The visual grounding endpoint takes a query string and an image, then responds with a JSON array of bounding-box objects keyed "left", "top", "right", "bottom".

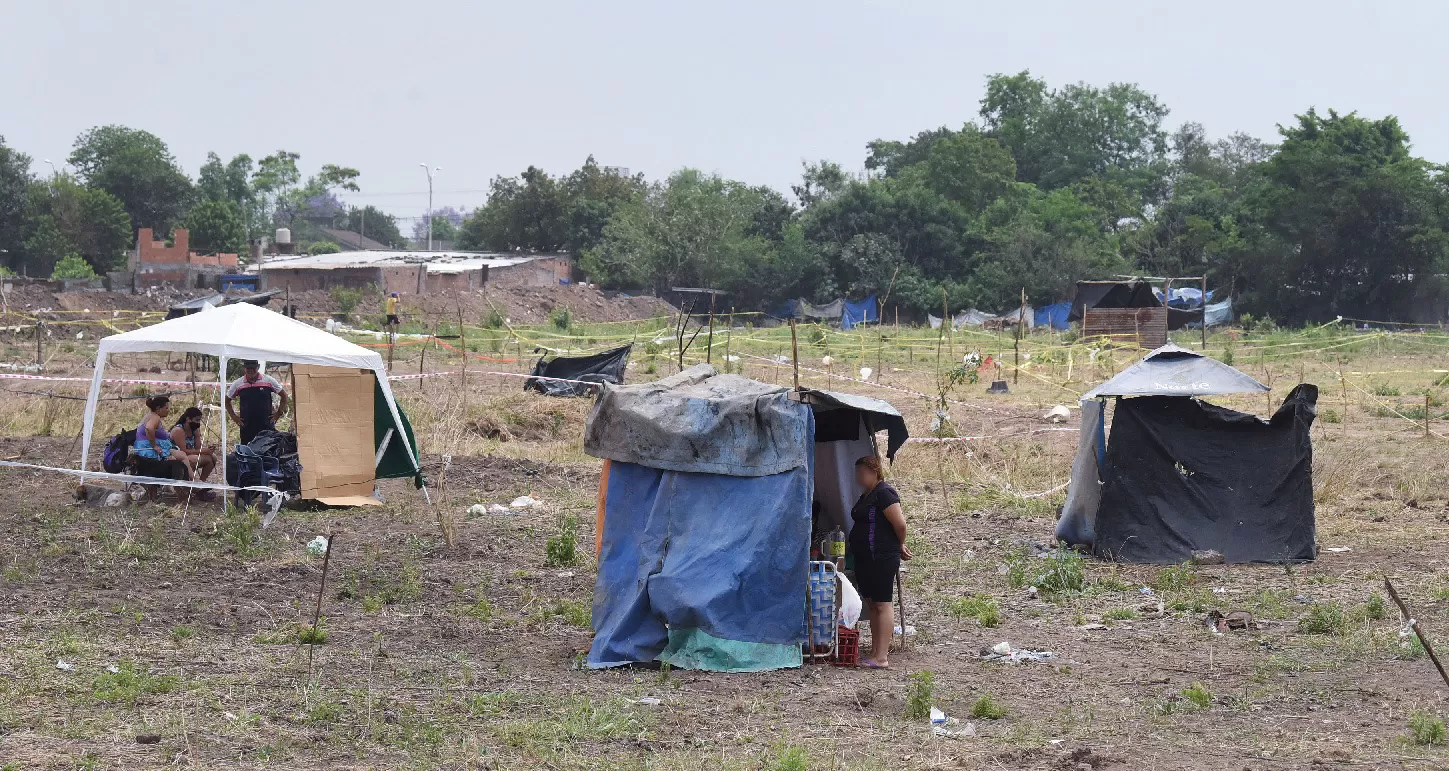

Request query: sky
[{"left": 4, "top": 0, "right": 1448, "bottom": 223}]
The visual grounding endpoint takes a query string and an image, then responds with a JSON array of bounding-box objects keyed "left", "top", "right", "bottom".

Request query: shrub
[
  {"left": 1410, "top": 711, "right": 1446, "bottom": 746},
  {"left": 1365, "top": 594, "right": 1388, "bottom": 621},
  {"left": 969, "top": 693, "right": 1007, "bottom": 719},
  {"left": 51, "top": 253, "right": 98, "bottom": 280},
  {"left": 1152, "top": 563, "right": 1198, "bottom": 592},
  {"left": 1035, "top": 548, "right": 1086, "bottom": 595},
  {"left": 770, "top": 745, "right": 809, "bottom": 771},
  {"left": 308, "top": 241, "right": 341, "bottom": 255},
  {"left": 483, "top": 308, "right": 506, "bottom": 329},
  {"left": 946, "top": 595, "right": 1002, "bottom": 627},
  {"left": 549, "top": 305, "right": 573, "bottom": 330},
  {"left": 904, "top": 670, "right": 935, "bottom": 720},
  {"left": 331, "top": 286, "right": 364, "bottom": 318},
  {"left": 545, "top": 515, "right": 579, "bottom": 567},
  {"left": 1181, "top": 682, "right": 1212, "bottom": 712},
  {"left": 91, "top": 661, "right": 178, "bottom": 705},
  {"left": 1300, "top": 602, "right": 1347, "bottom": 635}
]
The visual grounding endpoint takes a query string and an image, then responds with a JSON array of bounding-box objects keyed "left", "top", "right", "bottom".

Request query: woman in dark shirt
[{"left": 848, "top": 454, "right": 911, "bottom": 668}]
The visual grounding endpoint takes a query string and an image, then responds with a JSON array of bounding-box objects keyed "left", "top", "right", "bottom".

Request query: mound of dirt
[{"left": 283, "top": 283, "right": 673, "bottom": 327}]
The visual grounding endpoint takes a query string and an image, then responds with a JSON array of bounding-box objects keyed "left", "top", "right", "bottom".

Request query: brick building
[{"left": 118, "top": 228, "right": 240, "bottom": 291}]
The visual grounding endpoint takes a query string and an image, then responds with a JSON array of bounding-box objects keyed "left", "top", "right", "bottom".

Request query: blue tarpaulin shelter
[
  {"left": 1034, "top": 302, "right": 1071, "bottom": 330},
  {"left": 583, "top": 365, "right": 907, "bottom": 672},
  {"left": 840, "top": 294, "right": 878, "bottom": 329}
]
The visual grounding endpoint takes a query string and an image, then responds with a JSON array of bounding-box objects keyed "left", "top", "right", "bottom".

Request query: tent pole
[
  {"left": 219, "top": 356, "right": 228, "bottom": 515},
  {"left": 788, "top": 319, "right": 800, "bottom": 391},
  {"left": 77, "top": 351, "right": 108, "bottom": 482},
  {"left": 375, "top": 366, "right": 430, "bottom": 505}
]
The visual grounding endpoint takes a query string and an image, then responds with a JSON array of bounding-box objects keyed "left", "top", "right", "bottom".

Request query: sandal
[{"left": 860, "top": 659, "right": 891, "bottom": 670}]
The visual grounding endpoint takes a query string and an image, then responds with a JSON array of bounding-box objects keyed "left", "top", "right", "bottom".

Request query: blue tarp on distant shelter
[
  {"left": 1034, "top": 302, "right": 1071, "bottom": 330},
  {"left": 840, "top": 294, "right": 878, "bottom": 329}
]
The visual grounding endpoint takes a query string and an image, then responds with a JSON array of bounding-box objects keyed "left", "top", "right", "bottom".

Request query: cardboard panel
[{"left": 293, "top": 364, "right": 376, "bottom": 499}]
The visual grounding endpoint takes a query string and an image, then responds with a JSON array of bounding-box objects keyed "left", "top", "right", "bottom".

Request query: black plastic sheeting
[
  {"left": 1093, "top": 384, "right": 1319, "bottom": 564},
  {"left": 1068, "top": 280, "right": 1161, "bottom": 322},
  {"left": 525, "top": 344, "right": 631, "bottom": 397}
]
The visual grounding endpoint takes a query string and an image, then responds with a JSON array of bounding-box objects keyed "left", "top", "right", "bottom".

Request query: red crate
[{"left": 831, "top": 626, "right": 859, "bottom": 667}]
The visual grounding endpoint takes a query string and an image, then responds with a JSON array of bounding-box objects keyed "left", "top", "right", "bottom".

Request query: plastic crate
[{"left": 831, "top": 625, "right": 859, "bottom": 667}]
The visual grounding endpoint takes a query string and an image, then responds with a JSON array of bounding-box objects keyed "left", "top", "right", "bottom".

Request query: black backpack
[{"left": 102, "top": 429, "right": 135, "bottom": 474}]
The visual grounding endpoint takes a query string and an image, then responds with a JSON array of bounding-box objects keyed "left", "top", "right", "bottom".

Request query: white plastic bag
[{"left": 837, "top": 572, "right": 863, "bottom": 629}]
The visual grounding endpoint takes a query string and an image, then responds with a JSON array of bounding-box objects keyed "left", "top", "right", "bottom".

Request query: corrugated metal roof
[{"left": 256, "top": 250, "right": 556, "bottom": 274}]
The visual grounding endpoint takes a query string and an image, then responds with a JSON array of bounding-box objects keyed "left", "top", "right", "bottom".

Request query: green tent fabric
[{"left": 373, "top": 379, "right": 424, "bottom": 488}]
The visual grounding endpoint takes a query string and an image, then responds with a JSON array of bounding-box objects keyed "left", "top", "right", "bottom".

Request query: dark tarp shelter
[
  {"left": 524, "top": 344, "right": 631, "bottom": 397},
  {"left": 1068, "top": 280, "right": 1161, "bottom": 322},
  {"left": 584, "top": 364, "right": 907, "bottom": 672},
  {"left": 1058, "top": 345, "right": 1317, "bottom": 563}
]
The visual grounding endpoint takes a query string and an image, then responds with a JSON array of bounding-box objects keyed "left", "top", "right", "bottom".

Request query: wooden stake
[
  {"left": 789, "top": 319, "right": 801, "bottom": 391},
  {"left": 1427, "top": 393, "right": 1433, "bottom": 439},
  {"left": 35, "top": 321, "right": 42, "bottom": 367},
  {"left": 1385, "top": 576, "right": 1449, "bottom": 690},
  {"left": 456, "top": 296, "right": 467, "bottom": 413},
  {"left": 307, "top": 531, "right": 337, "bottom": 672},
  {"left": 705, "top": 293, "right": 716, "bottom": 364},
  {"left": 724, "top": 307, "right": 734, "bottom": 373},
  {"left": 1200, "top": 275, "right": 1208, "bottom": 350},
  {"left": 1014, "top": 288, "right": 1025, "bottom": 385}
]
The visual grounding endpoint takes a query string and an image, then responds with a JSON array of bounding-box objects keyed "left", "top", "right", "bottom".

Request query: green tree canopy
[{"left": 68, "top": 125, "right": 193, "bottom": 233}]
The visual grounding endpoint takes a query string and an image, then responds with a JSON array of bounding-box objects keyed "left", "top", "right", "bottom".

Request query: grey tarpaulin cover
[
  {"left": 584, "top": 364, "right": 810, "bottom": 477},
  {"left": 1093, "top": 384, "right": 1319, "bottom": 564},
  {"left": 1055, "top": 399, "right": 1105, "bottom": 546},
  {"left": 1083, "top": 344, "right": 1268, "bottom": 400}
]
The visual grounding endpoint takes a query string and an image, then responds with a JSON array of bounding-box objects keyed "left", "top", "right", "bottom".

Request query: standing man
[
  {"left": 227, "top": 360, "right": 289, "bottom": 446},
  {"left": 385, "top": 292, "right": 401, "bottom": 337}
]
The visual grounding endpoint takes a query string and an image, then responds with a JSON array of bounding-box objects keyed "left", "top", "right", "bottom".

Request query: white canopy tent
[{"left": 78, "top": 302, "right": 422, "bottom": 503}]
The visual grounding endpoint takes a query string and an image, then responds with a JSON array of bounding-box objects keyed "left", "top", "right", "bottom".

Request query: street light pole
[{"left": 418, "top": 164, "right": 441, "bottom": 250}]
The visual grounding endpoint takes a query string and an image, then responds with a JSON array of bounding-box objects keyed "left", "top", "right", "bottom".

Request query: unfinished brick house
[{"left": 120, "top": 228, "right": 240, "bottom": 291}]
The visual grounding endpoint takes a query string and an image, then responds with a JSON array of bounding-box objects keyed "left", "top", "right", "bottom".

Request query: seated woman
[
  {"left": 135, "top": 395, "right": 191, "bottom": 500},
  {"left": 848, "top": 454, "right": 912, "bottom": 669},
  {"left": 169, "top": 406, "right": 216, "bottom": 501}
]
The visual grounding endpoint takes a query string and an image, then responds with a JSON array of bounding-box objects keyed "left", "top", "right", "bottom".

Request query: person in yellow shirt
[{"left": 384, "top": 292, "right": 401, "bottom": 334}]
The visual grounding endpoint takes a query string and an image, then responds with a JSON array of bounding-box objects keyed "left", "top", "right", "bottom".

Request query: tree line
[
  {"left": 3, "top": 70, "right": 1446, "bottom": 322},
  {"left": 0, "top": 128, "right": 402, "bottom": 279}
]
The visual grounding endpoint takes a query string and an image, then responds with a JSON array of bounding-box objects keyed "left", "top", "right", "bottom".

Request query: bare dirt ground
[{"left": 3, "top": 323, "right": 1449, "bottom": 769}]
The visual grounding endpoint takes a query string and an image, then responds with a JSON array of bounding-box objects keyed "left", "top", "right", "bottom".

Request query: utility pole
[{"left": 418, "top": 163, "right": 441, "bottom": 250}]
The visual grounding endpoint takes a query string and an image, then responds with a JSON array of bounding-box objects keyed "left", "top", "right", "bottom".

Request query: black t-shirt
[{"left": 849, "top": 482, "right": 902, "bottom": 557}]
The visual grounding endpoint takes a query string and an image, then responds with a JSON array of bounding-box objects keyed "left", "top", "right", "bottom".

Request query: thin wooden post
[
  {"left": 1200, "top": 275, "right": 1208, "bottom": 349},
  {"left": 1385, "top": 577, "right": 1449, "bottom": 690},
  {"left": 724, "top": 307, "right": 734, "bottom": 373},
  {"left": 35, "top": 321, "right": 42, "bottom": 367},
  {"left": 1427, "top": 393, "right": 1433, "bottom": 439},
  {"left": 705, "top": 293, "right": 716, "bottom": 364},
  {"left": 456, "top": 296, "right": 468, "bottom": 414},
  {"left": 789, "top": 319, "right": 801, "bottom": 391},
  {"left": 1014, "top": 288, "right": 1025, "bottom": 385}
]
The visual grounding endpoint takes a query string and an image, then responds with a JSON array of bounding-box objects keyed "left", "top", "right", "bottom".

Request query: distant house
[
  {"left": 119, "top": 228, "right": 240, "bottom": 291},
  {"left": 255, "top": 250, "right": 574, "bottom": 295}
]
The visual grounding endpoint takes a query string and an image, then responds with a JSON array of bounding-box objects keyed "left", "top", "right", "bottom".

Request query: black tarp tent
[
  {"left": 525, "top": 344, "right": 631, "bottom": 397},
  {"left": 1058, "top": 344, "right": 1318, "bottom": 563},
  {"left": 1068, "top": 280, "right": 1161, "bottom": 322}
]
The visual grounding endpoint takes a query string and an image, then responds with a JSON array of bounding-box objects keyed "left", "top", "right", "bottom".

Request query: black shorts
[
  {"left": 386, "top": 314, "right": 400, "bottom": 325},
  {"left": 853, "top": 550, "right": 901, "bottom": 603}
]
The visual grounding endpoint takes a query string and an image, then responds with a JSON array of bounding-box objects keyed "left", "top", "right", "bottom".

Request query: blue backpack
[{"left": 102, "top": 430, "right": 135, "bottom": 474}]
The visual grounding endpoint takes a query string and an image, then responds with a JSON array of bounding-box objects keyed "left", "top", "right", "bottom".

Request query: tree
[
  {"left": 969, "top": 184, "right": 1125, "bottom": 310},
  {"left": 50, "top": 253, "right": 99, "bottom": 280},
  {"left": 583, "top": 169, "right": 774, "bottom": 297},
  {"left": 980, "top": 72, "right": 1169, "bottom": 205},
  {"left": 183, "top": 199, "right": 247, "bottom": 255},
  {"left": 899, "top": 126, "right": 1017, "bottom": 212},
  {"left": 308, "top": 241, "right": 341, "bottom": 255},
  {"left": 0, "top": 136, "right": 30, "bottom": 271},
  {"left": 792, "top": 160, "right": 851, "bottom": 208},
  {"left": 68, "top": 125, "right": 193, "bottom": 233},
  {"left": 22, "top": 176, "right": 132, "bottom": 275},
  {"left": 561, "top": 157, "right": 645, "bottom": 253},
  {"left": 341, "top": 205, "right": 404, "bottom": 248},
  {"left": 1234, "top": 109, "right": 1449, "bottom": 322},
  {"left": 457, "top": 166, "right": 569, "bottom": 251},
  {"left": 412, "top": 206, "right": 464, "bottom": 245}
]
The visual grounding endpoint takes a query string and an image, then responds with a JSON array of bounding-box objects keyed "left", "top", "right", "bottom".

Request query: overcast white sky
[{"left": 3, "top": 0, "right": 1446, "bottom": 221}]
